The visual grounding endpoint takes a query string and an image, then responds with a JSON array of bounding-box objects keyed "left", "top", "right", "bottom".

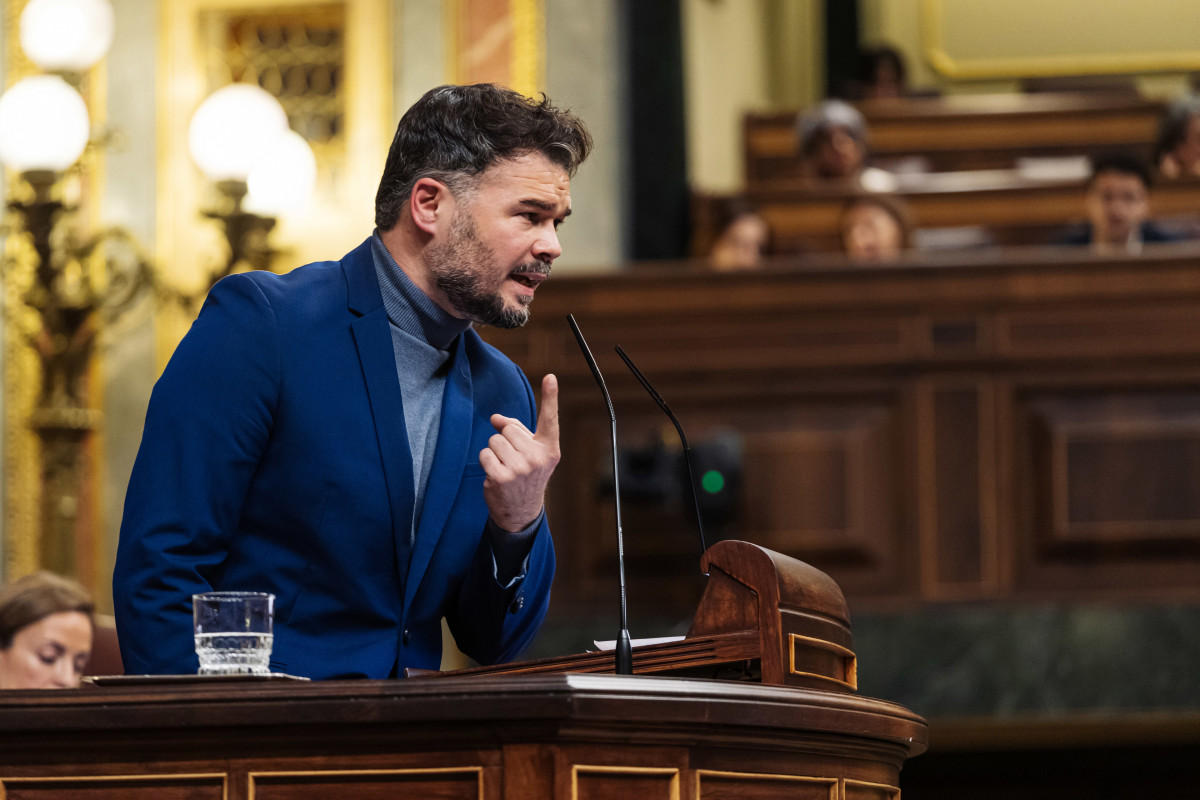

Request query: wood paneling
[
  {"left": 1000, "top": 303, "right": 1200, "bottom": 358},
  {"left": 574, "top": 766, "right": 679, "bottom": 800},
  {"left": 0, "top": 676, "right": 925, "bottom": 800},
  {"left": 844, "top": 779, "right": 899, "bottom": 800},
  {"left": 738, "top": 402, "right": 896, "bottom": 566},
  {"left": 695, "top": 771, "right": 836, "bottom": 800},
  {"left": 251, "top": 768, "right": 484, "bottom": 800},
  {"left": 1016, "top": 388, "right": 1200, "bottom": 594},
  {"left": 743, "top": 93, "right": 1165, "bottom": 181},
  {"left": 0, "top": 775, "right": 225, "bottom": 800},
  {"left": 747, "top": 174, "right": 1200, "bottom": 253},
  {"left": 479, "top": 247, "right": 1200, "bottom": 628},
  {"left": 920, "top": 381, "right": 996, "bottom": 596}
]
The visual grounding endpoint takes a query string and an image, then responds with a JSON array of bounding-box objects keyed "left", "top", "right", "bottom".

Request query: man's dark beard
[{"left": 427, "top": 209, "right": 545, "bottom": 329}]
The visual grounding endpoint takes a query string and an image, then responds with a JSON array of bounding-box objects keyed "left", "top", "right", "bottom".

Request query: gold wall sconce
[
  {"left": 0, "top": 0, "right": 315, "bottom": 578},
  {"left": 188, "top": 83, "right": 316, "bottom": 283},
  {"left": 0, "top": 0, "right": 149, "bottom": 576}
]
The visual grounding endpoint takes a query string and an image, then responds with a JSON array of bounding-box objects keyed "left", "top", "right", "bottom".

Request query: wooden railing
[
  {"left": 745, "top": 92, "right": 1165, "bottom": 182},
  {"left": 746, "top": 171, "right": 1200, "bottom": 253}
]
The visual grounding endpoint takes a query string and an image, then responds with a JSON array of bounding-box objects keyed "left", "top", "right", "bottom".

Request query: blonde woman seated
[
  {"left": 708, "top": 200, "right": 772, "bottom": 272},
  {"left": 0, "top": 571, "right": 93, "bottom": 689},
  {"left": 840, "top": 195, "right": 913, "bottom": 263}
]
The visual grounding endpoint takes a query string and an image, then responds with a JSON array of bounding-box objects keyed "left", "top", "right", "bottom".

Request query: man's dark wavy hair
[
  {"left": 375, "top": 83, "right": 593, "bottom": 230},
  {"left": 1089, "top": 150, "right": 1154, "bottom": 191}
]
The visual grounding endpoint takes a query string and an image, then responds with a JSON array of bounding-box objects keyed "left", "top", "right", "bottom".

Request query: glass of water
[{"left": 192, "top": 591, "right": 274, "bottom": 675}]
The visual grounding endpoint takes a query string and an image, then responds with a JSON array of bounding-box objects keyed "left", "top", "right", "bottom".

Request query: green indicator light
[{"left": 701, "top": 470, "right": 725, "bottom": 494}]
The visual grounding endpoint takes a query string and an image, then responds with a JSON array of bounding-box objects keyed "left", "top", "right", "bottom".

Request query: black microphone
[
  {"left": 566, "top": 314, "right": 633, "bottom": 676},
  {"left": 613, "top": 345, "right": 709, "bottom": 572}
]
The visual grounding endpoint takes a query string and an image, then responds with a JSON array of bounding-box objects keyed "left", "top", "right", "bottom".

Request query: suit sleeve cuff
[{"left": 487, "top": 509, "right": 543, "bottom": 589}]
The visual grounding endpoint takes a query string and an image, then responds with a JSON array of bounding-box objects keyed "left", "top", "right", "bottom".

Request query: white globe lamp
[
  {"left": 0, "top": 75, "right": 91, "bottom": 173},
  {"left": 188, "top": 84, "right": 290, "bottom": 182},
  {"left": 20, "top": 0, "right": 115, "bottom": 74},
  {"left": 247, "top": 130, "right": 317, "bottom": 215}
]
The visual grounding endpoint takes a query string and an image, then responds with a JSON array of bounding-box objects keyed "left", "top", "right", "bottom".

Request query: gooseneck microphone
[
  {"left": 614, "top": 345, "right": 709, "bottom": 569},
  {"left": 566, "top": 314, "right": 633, "bottom": 676}
]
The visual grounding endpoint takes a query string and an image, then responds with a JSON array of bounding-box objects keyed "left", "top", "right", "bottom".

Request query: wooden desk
[
  {"left": 0, "top": 675, "right": 926, "bottom": 799},
  {"left": 745, "top": 92, "right": 1165, "bottom": 182},
  {"left": 746, "top": 171, "right": 1200, "bottom": 253}
]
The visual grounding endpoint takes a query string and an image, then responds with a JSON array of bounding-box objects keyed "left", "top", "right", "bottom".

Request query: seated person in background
[
  {"left": 796, "top": 100, "right": 896, "bottom": 191},
  {"left": 854, "top": 45, "right": 908, "bottom": 100},
  {"left": 1154, "top": 95, "right": 1200, "bottom": 179},
  {"left": 0, "top": 572, "right": 93, "bottom": 689},
  {"left": 1060, "top": 152, "right": 1181, "bottom": 253},
  {"left": 841, "top": 195, "right": 913, "bottom": 263},
  {"left": 708, "top": 199, "right": 772, "bottom": 271}
]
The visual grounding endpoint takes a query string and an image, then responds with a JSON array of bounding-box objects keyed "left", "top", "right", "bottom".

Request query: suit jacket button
[
  {"left": 509, "top": 595, "right": 524, "bottom": 614},
  {"left": 402, "top": 628, "right": 410, "bottom": 646}
]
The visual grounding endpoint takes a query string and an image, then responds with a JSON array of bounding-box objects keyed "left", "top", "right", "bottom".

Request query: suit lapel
[
  {"left": 404, "top": 334, "right": 474, "bottom": 612},
  {"left": 344, "top": 241, "right": 417, "bottom": 583}
]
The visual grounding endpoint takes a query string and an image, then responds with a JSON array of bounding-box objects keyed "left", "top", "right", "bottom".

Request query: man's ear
[{"left": 410, "top": 177, "right": 451, "bottom": 235}]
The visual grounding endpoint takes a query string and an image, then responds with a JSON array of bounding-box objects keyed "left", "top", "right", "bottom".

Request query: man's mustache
[{"left": 511, "top": 262, "right": 552, "bottom": 277}]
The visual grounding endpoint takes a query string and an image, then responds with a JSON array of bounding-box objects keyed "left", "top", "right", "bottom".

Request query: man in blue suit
[{"left": 113, "top": 84, "right": 592, "bottom": 679}]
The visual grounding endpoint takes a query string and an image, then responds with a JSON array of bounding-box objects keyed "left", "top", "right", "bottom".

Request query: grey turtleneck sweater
[{"left": 370, "top": 233, "right": 537, "bottom": 585}]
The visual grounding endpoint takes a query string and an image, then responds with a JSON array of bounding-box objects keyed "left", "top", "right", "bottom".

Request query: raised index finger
[{"left": 534, "top": 373, "right": 559, "bottom": 446}]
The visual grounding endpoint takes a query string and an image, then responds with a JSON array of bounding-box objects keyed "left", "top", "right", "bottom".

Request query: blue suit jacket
[{"left": 113, "top": 238, "right": 555, "bottom": 679}]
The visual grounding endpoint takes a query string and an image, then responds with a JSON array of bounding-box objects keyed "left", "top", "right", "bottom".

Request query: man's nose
[{"left": 533, "top": 224, "right": 562, "bottom": 263}]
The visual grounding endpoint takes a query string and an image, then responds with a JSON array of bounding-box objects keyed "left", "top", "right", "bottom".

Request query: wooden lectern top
[{"left": 414, "top": 540, "right": 860, "bottom": 693}]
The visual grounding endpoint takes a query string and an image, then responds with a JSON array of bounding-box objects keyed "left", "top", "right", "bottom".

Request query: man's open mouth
[{"left": 510, "top": 271, "right": 548, "bottom": 288}]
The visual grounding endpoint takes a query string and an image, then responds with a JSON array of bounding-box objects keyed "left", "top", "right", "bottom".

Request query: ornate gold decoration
[
  {"left": 158, "top": 0, "right": 391, "bottom": 365},
  {"left": 4, "top": 171, "right": 158, "bottom": 579},
  {"left": 3, "top": 1, "right": 175, "bottom": 590},
  {"left": 4, "top": 0, "right": 48, "bottom": 582},
  {"left": 2, "top": 216, "right": 41, "bottom": 582},
  {"left": 215, "top": 4, "right": 346, "bottom": 179}
]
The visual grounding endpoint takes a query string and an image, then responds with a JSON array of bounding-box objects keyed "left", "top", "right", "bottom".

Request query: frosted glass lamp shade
[
  {"left": 188, "top": 84, "right": 289, "bottom": 182},
  {"left": 0, "top": 75, "right": 90, "bottom": 172},
  {"left": 247, "top": 130, "right": 317, "bottom": 215},
  {"left": 20, "top": 0, "right": 115, "bottom": 73}
]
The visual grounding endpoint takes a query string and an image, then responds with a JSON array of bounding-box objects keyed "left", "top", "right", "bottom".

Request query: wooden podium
[
  {"left": 418, "top": 540, "right": 863, "bottom": 693},
  {"left": 0, "top": 543, "right": 927, "bottom": 799}
]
